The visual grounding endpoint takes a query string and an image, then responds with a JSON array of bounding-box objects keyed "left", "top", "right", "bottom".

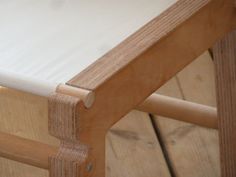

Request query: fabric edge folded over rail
[{"left": 0, "top": 68, "right": 57, "bottom": 97}]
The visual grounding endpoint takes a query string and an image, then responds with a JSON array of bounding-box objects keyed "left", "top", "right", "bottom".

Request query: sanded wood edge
[
  {"left": 49, "top": 141, "right": 90, "bottom": 177},
  {"left": 0, "top": 131, "right": 57, "bottom": 169},
  {"left": 0, "top": 94, "right": 218, "bottom": 172},
  {"left": 66, "top": 0, "right": 235, "bottom": 143},
  {"left": 48, "top": 94, "right": 86, "bottom": 177},
  {"left": 214, "top": 30, "right": 236, "bottom": 177},
  {"left": 48, "top": 93, "right": 81, "bottom": 141},
  {"left": 51, "top": 1, "right": 235, "bottom": 176},
  {"left": 0, "top": 131, "right": 92, "bottom": 175},
  {"left": 48, "top": 93, "right": 97, "bottom": 177},
  {"left": 56, "top": 84, "right": 95, "bottom": 108},
  {"left": 68, "top": 0, "right": 211, "bottom": 89},
  {"left": 137, "top": 93, "right": 217, "bottom": 129}
]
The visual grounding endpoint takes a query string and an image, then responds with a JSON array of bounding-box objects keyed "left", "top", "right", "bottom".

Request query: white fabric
[{"left": 0, "top": 0, "right": 176, "bottom": 96}]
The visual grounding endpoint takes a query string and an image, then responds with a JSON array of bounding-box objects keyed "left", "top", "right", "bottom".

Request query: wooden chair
[{"left": 0, "top": 0, "right": 235, "bottom": 176}]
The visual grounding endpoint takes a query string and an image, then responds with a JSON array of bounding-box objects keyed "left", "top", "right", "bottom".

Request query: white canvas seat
[
  {"left": 0, "top": 0, "right": 176, "bottom": 96},
  {"left": 0, "top": 1, "right": 235, "bottom": 177}
]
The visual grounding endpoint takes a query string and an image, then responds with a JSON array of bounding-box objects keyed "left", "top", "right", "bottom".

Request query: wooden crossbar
[
  {"left": 0, "top": 95, "right": 218, "bottom": 170},
  {"left": 137, "top": 94, "right": 217, "bottom": 129},
  {"left": 0, "top": 93, "right": 217, "bottom": 170},
  {"left": 55, "top": 84, "right": 218, "bottom": 129},
  {"left": 0, "top": 132, "right": 57, "bottom": 169},
  {"left": 56, "top": 84, "right": 95, "bottom": 108},
  {"left": 56, "top": 83, "right": 218, "bottom": 129},
  {"left": 56, "top": 85, "right": 218, "bottom": 129}
]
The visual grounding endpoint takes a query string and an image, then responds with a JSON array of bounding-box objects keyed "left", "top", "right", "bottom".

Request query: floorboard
[
  {"left": 0, "top": 51, "right": 219, "bottom": 177},
  {"left": 154, "top": 52, "right": 220, "bottom": 177}
]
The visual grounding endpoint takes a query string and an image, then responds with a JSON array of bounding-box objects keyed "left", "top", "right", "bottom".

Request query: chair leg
[
  {"left": 48, "top": 93, "right": 105, "bottom": 177},
  {"left": 213, "top": 30, "right": 236, "bottom": 177}
]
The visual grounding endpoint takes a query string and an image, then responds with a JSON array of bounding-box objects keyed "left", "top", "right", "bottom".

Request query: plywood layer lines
[
  {"left": 0, "top": 51, "right": 219, "bottom": 177},
  {"left": 0, "top": 87, "right": 170, "bottom": 177}
]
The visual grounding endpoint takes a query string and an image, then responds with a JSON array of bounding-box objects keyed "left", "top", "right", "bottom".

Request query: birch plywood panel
[
  {"left": 214, "top": 31, "right": 236, "bottom": 177},
  {"left": 154, "top": 52, "right": 220, "bottom": 177},
  {"left": 0, "top": 88, "right": 170, "bottom": 177},
  {"left": 0, "top": 88, "right": 58, "bottom": 177}
]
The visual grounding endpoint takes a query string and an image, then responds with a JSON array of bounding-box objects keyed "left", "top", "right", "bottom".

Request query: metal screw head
[{"left": 86, "top": 163, "right": 93, "bottom": 172}]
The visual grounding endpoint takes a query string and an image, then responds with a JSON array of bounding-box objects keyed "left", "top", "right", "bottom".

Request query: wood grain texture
[
  {"left": 48, "top": 94, "right": 91, "bottom": 177},
  {"left": 67, "top": 0, "right": 235, "bottom": 141},
  {"left": 106, "top": 111, "right": 171, "bottom": 177},
  {"left": 0, "top": 88, "right": 59, "bottom": 177},
  {"left": 49, "top": 141, "right": 89, "bottom": 177},
  {"left": 56, "top": 84, "right": 95, "bottom": 108},
  {"left": 154, "top": 52, "right": 220, "bottom": 177},
  {"left": 0, "top": 88, "right": 171, "bottom": 177},
  {"left": 69, "top": 0, "right": 210, "bottom": 88},
  {"left": 69, "top": 0, "right": 235, "bottom": 89},
  {"left": 213, "top": 30, "right": 236, "bottom": 177},
  {"left": 137, "top": 93, "right": 217, "bottom": 129},
  {"left": 66, "top": 2, "right": 235, "bottom": 176},
  {"left": 49, "top": 94, "right": 81, "bottom": 141},
  {"left": 0, "top": 131, "right": 57, "bottom": 169},
  {"left": 0, "top": 1, "right": 235, "bottom": 176},
  {"left": 48, "top": 93, "right": 171, "bottom": 177}
]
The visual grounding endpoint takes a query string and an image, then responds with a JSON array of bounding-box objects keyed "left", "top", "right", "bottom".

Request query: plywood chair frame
[
  {"left": 214, "top": 30, "right": 236, "bottom": 177},
  {"left": 0, "top": 0, "right": 235, "bottom": 177}
]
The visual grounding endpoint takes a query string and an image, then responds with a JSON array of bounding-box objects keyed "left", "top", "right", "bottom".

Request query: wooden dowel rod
[
  {"left": 0, "top": 131, "right": 57, "bottom": 169},
  {"left": 0, "top": 95, "right": 217, "bottom": 170},
  {"left": 137, "top": 94, "right": 218, "bottom": 129},
  {"left": 56, "top": 84, "right": 95, "bottom": 108}
]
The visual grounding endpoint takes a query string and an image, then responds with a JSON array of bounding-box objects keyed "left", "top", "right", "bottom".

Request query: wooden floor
[{"left": 0, "top": 51, "right": 219, "bottom": 177}]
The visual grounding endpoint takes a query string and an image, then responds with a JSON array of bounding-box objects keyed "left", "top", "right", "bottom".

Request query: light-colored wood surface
[
  {"left": 106, "top": 111, "right": 171, "bottom": 177},
  {"left": 0, "top": 88, "right": 58, "bottom": 177},
  {"left": 67, "top": 2, "right": 235, "bottom": 175},
  {"left": 154, "top": 52, "right": 220, "bottom": 177},
  {"left": 137, "top": 93, "right": 217, "bottom": 129},
  {"left": 2, "top": 1, "right": 235, "bottom": 175},
  {"left": 214, "top": 31, "right": 236, "bottom": 177},
  {"left": 0, "top": 88, "right": 170, "bottom": 177},
  {"left": 0, "top": 131, "right": 57, "bottom": 169},
  {"left": 0, "top": 1, "right": 235, "bottom": 176},
  {"left": 48, "top": 94, "right": 90, "bottom": 177},
  {"left": 0, "top": 83, "right": 220, "bottom": 175},
  {"left": 69, "top": 0, "right": 212, "bottom": 88},
  {"left": 56, "top": 84, "right": 95, "bottom": 108},
  {"left": 0, "top": 51, "right": 222, "bottom": 177},
  {"left": 67, "top": 0, "right": 235, "bottom": 148}
]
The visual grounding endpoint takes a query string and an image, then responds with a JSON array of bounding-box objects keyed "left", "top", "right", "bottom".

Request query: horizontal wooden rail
[
  {"left": 0, "top": 95, "right": 218, "bottom": 169},
  {"left": 56, "top": 84, "right": 95, "bottom": 108},
  {"left": 0, "top": 132, "right": 57, "bottom": 169},
  {"left": 137, "top": 94, "right": 217, "bottom": 129}
]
